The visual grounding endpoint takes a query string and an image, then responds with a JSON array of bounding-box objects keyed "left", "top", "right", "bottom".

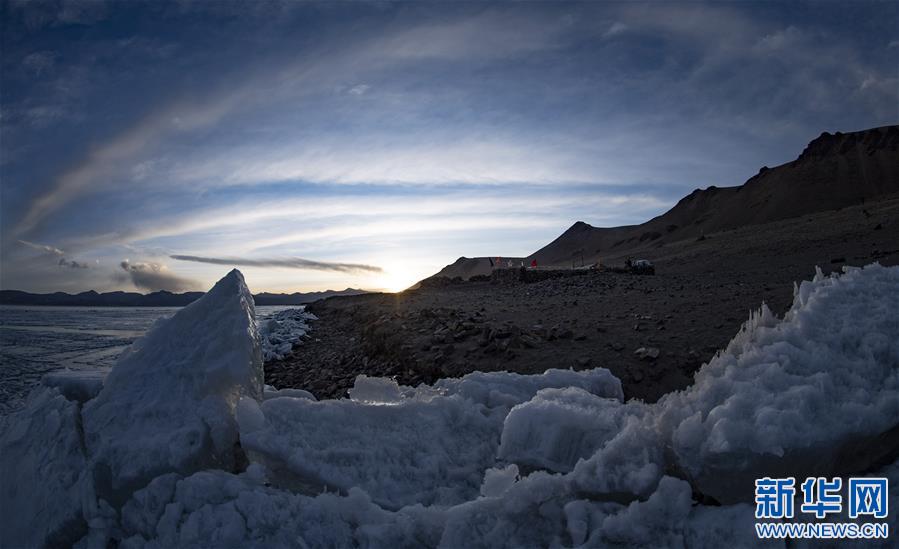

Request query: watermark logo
[
  {"left": 848, "top": 478, "right": 888, "bottom": 519},
  {"left": 801, "top": 477, "right": 842, "bottom": 518},
  {"left": 754, "top": 476, "right": 890, "bottom": 540},
  {"left": 755, "top": 477, "right": 796, "bottom": 519}
]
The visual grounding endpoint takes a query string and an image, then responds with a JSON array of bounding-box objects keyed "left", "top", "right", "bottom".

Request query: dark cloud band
[
  {"left": 170, "top": 254, "right": 383, "bottom": 274},
  {"left": 120, "top": 260, "right": 198, "bottom": 292}
]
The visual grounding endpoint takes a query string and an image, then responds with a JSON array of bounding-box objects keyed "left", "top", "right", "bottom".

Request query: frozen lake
[{"left": 0, "top": 304, "right": 299, "bottom": 413}]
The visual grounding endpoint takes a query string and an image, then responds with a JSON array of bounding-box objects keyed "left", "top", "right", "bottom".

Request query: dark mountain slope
[{"left": 529, "top": 125, "right": 899, "bottom": 266}]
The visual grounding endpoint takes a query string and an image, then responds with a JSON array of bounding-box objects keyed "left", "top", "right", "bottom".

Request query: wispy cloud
[
  {"left": 602, "top": 22, "right": 628, "bottom": 38},
  {"left": 19, "top": 238, "right": 88, "bottom": 269},
  {"left": 119, "top": 260, "right": 199, "bottom": 292},
  {"left": 348, "top": 83, "right": 370, "bottom": 96},
  {"left": 12, "top": 91, "right": 250, "bottom": 237},
  {"left": 18, "top": 239, "right": 64, "bottom": 256},
  {"left": 22, "top": 51, "right": 57, "bottom": 76},
  {"left": 161, "top": 135, "right": 606, "bottom": 188},
  {"left": 170, "top": 255, "right": 383, "bottom": 273}
]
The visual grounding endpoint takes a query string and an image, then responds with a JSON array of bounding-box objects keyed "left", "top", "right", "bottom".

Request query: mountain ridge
[
  {"left": 0, "top": 288, "right": 368, "bottom": 307},
  {"left": 429, "top": 124, "right": 899, "bottom": 280}
]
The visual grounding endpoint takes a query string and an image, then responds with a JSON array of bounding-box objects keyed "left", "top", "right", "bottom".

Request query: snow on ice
[{"left": 1, "top": 264, "right": 897, "bottom": 548}]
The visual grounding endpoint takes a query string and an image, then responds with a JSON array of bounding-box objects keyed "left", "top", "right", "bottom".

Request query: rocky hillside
[
  {"left": 529, "top": 125, "right": 899, "bottom": 267},
  {"left": 422, "top": 255, "right": 526, "bottom": 285}
]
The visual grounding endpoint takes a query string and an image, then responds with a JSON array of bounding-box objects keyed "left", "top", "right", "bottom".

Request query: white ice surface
[{"left": 2, "top": 264, "right": 897, "bottom": 548}]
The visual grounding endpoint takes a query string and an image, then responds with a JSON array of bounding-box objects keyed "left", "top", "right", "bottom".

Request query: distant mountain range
[
  {"left": 0, "top": 288, "right": 368, "bottom": 307},
  {"left": 430, "top": 124, "right": 899, "bottom": 280}
]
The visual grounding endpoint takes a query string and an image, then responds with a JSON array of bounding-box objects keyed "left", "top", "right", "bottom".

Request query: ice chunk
[
  {"left": 440, "top": 471, "right": 573, "bottom": 548},
  {"left": 236, "top": 396, "right": 266, "bottom": 434},
  {"left": 444, "top": 471, "right": 769, "bottom": 548},
  {"left": 596, "top": 476, "right": 693, "bottom": 546},
  {"left": 682, "top": 503, "right": 773, "bottom": 548},
  {"left": 480, "top": 464, "right": 519, "bottom": 497},
  {"left": 432, "top": 367, "right": 623, "bottom": 409},
  {"left": 0, "top": 387, "right": 95, "bottom": 548},
  {"left": 241, "top": 367, "right": 624, "bottom": 509},
  {"left": 497, "top": 386, "right": 662, "bottom": 498},
  {"left": 116, "top": 469, "right": 444, "bottom": 549},
  {"left": 348, "top": 374, "right": 405, "bottom": 403},
  {"left": 120, "top": 473, "right": 181, "bottom": 542},
  {"left": 263, "top": 386, "right": 316, "bottom": 401},
  {"left": 240, "top": 391, "right": 503, "bottom": 508},
  {"left": 656, "top": 263, "right": 899, "bottom": 502},
  {"left": 42, "top": 368, "right": 108, "bottom": 403},
  {"left": 498, "top": 387, "right": 639, "bottom": 473},
  {"left": 82, "top": 269, "right": 263, "bottom": 501},
  {"left": 568, "top": 415, "right": 665, "bottom": 498}
]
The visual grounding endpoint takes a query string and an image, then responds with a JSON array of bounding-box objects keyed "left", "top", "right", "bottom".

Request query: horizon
[
  {"left": 2, "top": 1, "right": 897, "bottom": 294},
  {"left": 0, "top": 284, "right": 370, "bottom": 297}
]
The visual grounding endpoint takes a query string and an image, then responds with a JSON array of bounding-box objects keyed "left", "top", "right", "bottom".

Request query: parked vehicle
[{"left": 625, "top": 257, "right": 655, "bottom": 275}]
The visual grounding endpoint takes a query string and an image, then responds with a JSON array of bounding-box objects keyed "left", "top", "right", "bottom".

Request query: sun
[
  {"left": 377, "top": 270, "right": 417, "bottom": 293},
  {"left": 370, "top": 258, "right": 432, "bottom": 293}
]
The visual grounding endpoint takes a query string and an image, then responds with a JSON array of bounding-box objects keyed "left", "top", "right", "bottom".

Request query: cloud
[
  {"left": 18, "top": 239, "right": 90, "bottom": 270},
  {"left": 120, "top": 260, "right": 199, "bottom": 292},
  {"left": 58, "top": 257, "right": 87, "bottom": 269},
  {"left": 22, "top": 51, "right": 57, "bottom": 75},
  {"left": 18, "top": 239, "right": 64, "bottom": 255},
  {"left": 13, "top": 88, "right": 251, "bottom": 237},
  {"left": 11, "top": 0, "right": 109, "bottom": 30},
  {"left": 602, "top": 22, "right": 627, "bottom": 38},
  {"left": 164, "top": 135, "right": 606, "bottom": 188},
  {"left": 378, "top": 9, "right": 566, "bottom": 60},
  {"left": 170, "top": 255, "right": 383, "bottom": 274},
  {"left": 348, "top": 83, "right": 370, "bottom": 95}
]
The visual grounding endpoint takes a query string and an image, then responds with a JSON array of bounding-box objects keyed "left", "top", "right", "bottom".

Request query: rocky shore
[
  {"left": 265, "top": 196, "right": 898, "bottom": 402},
  {"left": 265, "top": 271, "right": 794, "bottom": 402}
]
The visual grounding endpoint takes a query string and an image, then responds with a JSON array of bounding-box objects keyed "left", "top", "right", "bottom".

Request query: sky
[{"left": 1, "top": 1, "right": 897, "bottom": 294}]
